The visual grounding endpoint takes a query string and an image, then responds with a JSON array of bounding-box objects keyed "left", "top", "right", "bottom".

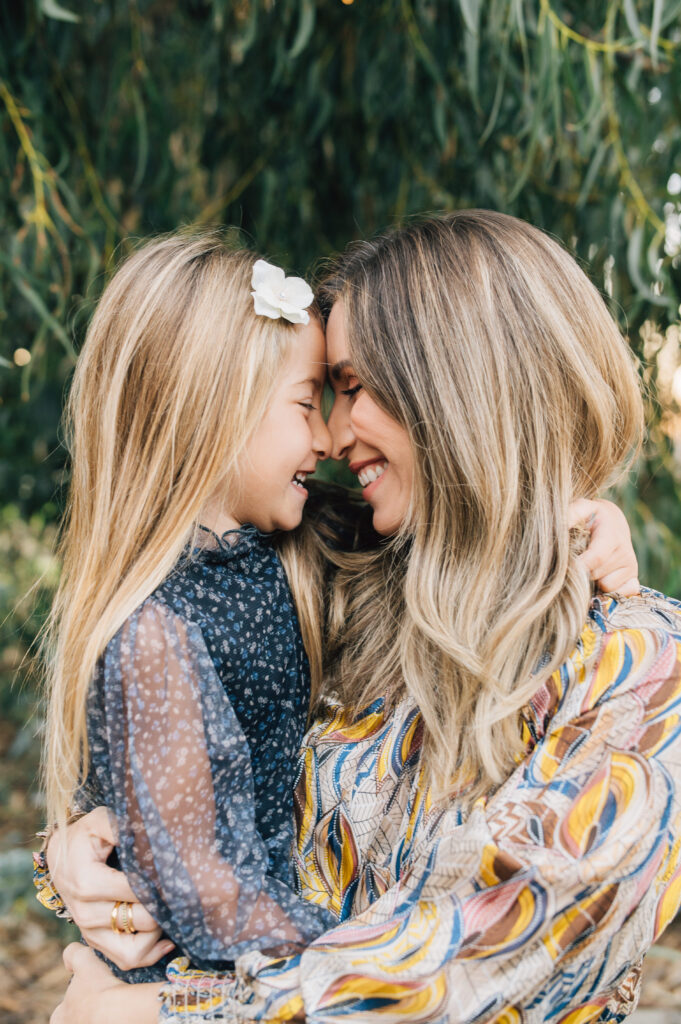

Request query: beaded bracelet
[
  {"left": 158, "top": 957, "right": 241, "bottom": 1022},
  {"left": 32, "top": 849, "right": 73, "bottom": 921}
]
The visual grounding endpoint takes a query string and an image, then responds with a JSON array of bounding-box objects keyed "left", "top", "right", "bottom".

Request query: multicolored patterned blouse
[{"left": 159, "top": 589, "right": 681, "bottom": 1022}]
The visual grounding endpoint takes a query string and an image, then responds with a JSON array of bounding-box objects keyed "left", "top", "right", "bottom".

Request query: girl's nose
[
  {"left": 312, "top": 412, "right": 332, "bottom": 461},
  {"left": 327, "top": 398, "right": 356, "bottom": 461}
]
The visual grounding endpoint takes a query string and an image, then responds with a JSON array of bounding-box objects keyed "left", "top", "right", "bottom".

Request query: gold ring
[
  {"left": 111, "top": 899, "right": 138, "bottom": 935},
  {"left": 111, "top": 899, "right": 124, "bottom": 933},
  {"left": 125, "top": 902, "right": 137, "bottom": 935}
]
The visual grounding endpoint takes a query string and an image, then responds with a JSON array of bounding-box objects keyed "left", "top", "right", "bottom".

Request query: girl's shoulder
[
  {"left": 152, "top": 525, "right": 284, "bottom": 617},
  {"left": 104, "top": 592, "right": 196, "bottom": 657}
]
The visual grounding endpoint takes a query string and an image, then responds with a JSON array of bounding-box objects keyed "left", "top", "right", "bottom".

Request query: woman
[{"left": 48, "top": 211, "right": 681, "bottom": 1022}]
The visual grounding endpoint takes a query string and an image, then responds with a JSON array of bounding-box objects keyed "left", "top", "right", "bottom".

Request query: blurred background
[{"left": 2, "top": 2, "right": 681, "bottom": 1020}]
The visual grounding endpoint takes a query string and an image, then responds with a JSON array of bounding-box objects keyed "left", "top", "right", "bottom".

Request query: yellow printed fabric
[{"left": 160, "top": 590, "right": 681, "bottom": 1023}]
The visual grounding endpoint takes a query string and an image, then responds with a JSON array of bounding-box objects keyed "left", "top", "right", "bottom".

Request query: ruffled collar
[{"left": 191, "top": 523, "right": 274, "bottom": 564}]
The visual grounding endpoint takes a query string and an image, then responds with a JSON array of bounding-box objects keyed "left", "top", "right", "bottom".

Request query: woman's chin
[{"left": 370, "top": 506, "right": 403, "bottom": 537}]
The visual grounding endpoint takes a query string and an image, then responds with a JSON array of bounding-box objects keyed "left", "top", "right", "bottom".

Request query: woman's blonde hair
[
  {"left": 318, "top": 210, "right": 644, "bottom": 802},
  {"left": 44, "top": 232, "right": 324, "bottom": 827}
]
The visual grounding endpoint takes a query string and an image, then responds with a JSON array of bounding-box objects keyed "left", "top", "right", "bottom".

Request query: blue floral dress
[{"left": 78, "top": 526, "right": 334, "bottom": 980}]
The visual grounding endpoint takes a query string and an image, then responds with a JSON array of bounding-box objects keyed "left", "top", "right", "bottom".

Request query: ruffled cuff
[
  {"left": 32, "top": 849, "right": 73, "bottom": 921},
  {"left": 158, "top": 953, "right": 304, "bottom": 1023},
  {"left": 159, "top": 957, "right": 239, "bottom": 1022}
]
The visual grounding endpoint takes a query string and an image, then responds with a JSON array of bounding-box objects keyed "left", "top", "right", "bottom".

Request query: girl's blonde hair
[
  {"left": 44, "top": 232, "right": 324, "bottom": 826},
  {"left": 318, "top": 210, "right": 644, "bottom": 803}
]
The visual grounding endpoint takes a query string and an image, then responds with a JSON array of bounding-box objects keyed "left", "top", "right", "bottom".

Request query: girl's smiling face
[
  {"left": 205, "top": 318, "right": 331, "bottom": 534},
  {"left": 326, "top": 301, "right": 414, "bottom": 536}
]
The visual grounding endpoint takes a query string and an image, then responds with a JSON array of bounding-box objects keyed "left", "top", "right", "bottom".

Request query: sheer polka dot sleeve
[{"left": 86, "top": 597, "right": 333, "bottom": 971}]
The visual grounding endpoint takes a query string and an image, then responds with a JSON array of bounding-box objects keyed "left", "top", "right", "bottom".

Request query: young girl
[{"left": 39, "top": 233, "right": 336, "bottom": 980}]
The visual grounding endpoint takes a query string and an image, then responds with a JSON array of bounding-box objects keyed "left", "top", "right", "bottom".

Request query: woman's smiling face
[{"left": 326, "top": 301, "right": 414, "bottom": 536}]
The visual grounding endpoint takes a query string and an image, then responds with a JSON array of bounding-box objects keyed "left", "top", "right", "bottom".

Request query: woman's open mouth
[{"left": 351, "top": 459, "right": 388, "bottom": 495}]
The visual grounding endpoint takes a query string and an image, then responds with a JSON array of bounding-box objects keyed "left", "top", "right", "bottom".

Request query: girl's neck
[{"left": 199, "top": 496, "right": 243, "bottom": 539}]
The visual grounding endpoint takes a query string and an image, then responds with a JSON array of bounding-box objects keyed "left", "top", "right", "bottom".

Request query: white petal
[
  {"left": 257, "top": 283, "right": 283, "bottom": 307},
  {"left": 252, "top": 292, "right": 284, "bottom": 319},
  {"left": 281, "top": 276, "right": 314, "bottom": 308},
  {"left": 281, "top": 307, "right": 310, "bottom": 325},
  {"left": 279, "top": 297, "right": 308, "bottom": 315},
  {"left": 251, "top": 259, "right": 285, "bottom": 291}
]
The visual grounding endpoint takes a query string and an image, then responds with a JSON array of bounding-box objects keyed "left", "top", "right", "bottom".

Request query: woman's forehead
[{"left": 325, "top": 301, "right": 351, "bottom": 369}]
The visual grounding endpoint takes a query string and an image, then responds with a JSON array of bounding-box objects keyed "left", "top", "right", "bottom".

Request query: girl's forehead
[{"left": 282, "top": 320, "right": 327, "bottom": 383}]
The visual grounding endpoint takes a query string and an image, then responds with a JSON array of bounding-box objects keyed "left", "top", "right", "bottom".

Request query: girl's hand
[
  {"left": 51, "top": 944, "right": 162, "bottom": 1024},
  {"left": 47, "top": 806, "right": 174, "bottom": 971},
  {"left": 569, "top": 498, "right": 640, "bottom": 597}
]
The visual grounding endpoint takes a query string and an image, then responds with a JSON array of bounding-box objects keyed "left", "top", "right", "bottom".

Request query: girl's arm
[{"left": 66, "top": 597, "right": 333, "bottom": 971}]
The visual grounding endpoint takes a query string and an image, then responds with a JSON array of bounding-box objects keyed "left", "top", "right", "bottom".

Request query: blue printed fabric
[{"left": 79, "top": 526, "right": 334, "bottom": 981}]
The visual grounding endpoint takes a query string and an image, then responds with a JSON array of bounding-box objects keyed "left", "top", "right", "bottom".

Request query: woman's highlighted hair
[{"left": 320, "top": 210, "right": 644, "bottom": 802}]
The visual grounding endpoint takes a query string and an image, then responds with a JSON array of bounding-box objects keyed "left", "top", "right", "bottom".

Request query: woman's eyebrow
[
  {"left": 329, "top": 359, "right": 353, "bottom": 382},
  {"left": 294, "top": 376, "right": 323, "bottom": 390}
]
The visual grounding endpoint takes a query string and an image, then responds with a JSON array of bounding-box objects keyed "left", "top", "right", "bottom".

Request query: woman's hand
[
  {"left": 51, "top": 944, "right": 162, "bottom": 1024},
  {"left": 569, "top": 498, "right": 640, "bottom": 597},
  {"left": 47, "top": 806, "right": 174, "bottom": 971}
]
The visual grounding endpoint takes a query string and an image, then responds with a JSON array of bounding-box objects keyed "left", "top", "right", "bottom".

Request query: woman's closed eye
[{"left": 341, "top": 383, "right": 362, "bottom": 398}]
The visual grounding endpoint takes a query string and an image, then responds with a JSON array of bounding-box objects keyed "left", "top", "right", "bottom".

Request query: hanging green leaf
[
  {"left": 289, "top": 0, "right": 316, "bottom": 60},
  {"left": 649, "top": 0, "right": 664, "bottom": 67},
  {"left": 622, "top": 0, "right": 643, "bottom": 42},
  {"left": 459, "top": 0, "right": 481, "bottom": 37},
  {"left": 39, "top": 0, "right": 80, "bottom": 23}
]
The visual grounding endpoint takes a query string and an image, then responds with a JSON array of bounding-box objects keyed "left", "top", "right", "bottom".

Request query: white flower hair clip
[{"left": 251, "top": 259, "right": 314, "bottom": 325}]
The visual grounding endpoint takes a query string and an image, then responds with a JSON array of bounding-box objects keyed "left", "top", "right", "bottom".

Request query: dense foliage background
[{"left": 2, "top": 4, "right": 681, "bottom": 1009}]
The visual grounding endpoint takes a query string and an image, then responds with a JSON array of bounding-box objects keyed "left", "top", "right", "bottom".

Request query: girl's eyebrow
[
  {"left": 329, "top": 359, "right": 353, "bottom": 382},
  {"left": 294, "top": 376, "right": 323, "bottom": 390}
]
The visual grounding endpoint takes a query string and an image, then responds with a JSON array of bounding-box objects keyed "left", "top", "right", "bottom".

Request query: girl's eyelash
[
  {"left": 341, "top": 384, "right": 362, "bottom": 398},
  {"left": 299, "top": 402, "right": 316, "bottom": 411}
]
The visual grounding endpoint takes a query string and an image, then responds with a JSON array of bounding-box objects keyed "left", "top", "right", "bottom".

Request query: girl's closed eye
[{"left": 342, "top": 383, "right": 362, "bottom": 399}]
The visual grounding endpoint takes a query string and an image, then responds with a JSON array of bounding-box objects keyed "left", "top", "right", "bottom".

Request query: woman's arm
[
  {"left": 55, "top": 593, "right": 680, "bottom": 1024},
  {"left": 50, "top": 946, "right": 162, "bottom": 1024},
  {"left": 569, "top": 497, "right": 639, "bottom": 595},
  {"left": 153, "top": 593, "right": 681, "bottom": 1022},
  {"left": 43, "top": 808, "right": 173, "bottom": 971},
  {"left": 41, "top": 497, "right": 638, "bottom": 947}
]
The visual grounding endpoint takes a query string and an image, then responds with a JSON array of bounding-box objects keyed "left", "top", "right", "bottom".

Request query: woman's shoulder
[
  {"left": 524, "top": 588, "right": 681, "bottom": 743},
  {"left": 590, "top": 587, "right": 681, "bottom": 636}
]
